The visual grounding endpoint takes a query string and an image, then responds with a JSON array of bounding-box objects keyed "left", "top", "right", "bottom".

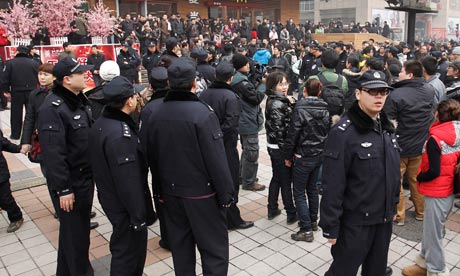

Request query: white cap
[{"left": 99, "top": 60, "right": 120, "bottom": 81}]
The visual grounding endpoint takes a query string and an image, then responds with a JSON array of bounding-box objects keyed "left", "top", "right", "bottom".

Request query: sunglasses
[{"left": 361, "top": 88, "right": 390, "bottom": 96}]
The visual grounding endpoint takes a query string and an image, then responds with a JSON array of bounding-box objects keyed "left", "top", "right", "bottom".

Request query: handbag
[{"left": 27, "top": 130, "right": 42, "bottom": 163}]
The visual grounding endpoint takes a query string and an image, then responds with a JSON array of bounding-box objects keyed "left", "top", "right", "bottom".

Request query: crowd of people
[{"left": 1, "top": 11, "right": 460, "bottom": 276}]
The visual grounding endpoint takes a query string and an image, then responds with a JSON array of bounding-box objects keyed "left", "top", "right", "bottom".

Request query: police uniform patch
[
  {"left": 361, "top": 142, "right": 373, "bottom": 148},
  {"left": 52, "top": 99, "right": 62, "bottom": 106},
  {"left": 338, "top": 119, "right": 352, "bottom": 131},
  {"left": 121, "top": 122, "right": 131, "bottom": 137}
]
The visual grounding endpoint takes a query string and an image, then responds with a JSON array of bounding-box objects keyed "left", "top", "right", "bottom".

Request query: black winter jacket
[
  {"left": 283, "top": 96, "right": 329, "bottom": 159},
  {"left": 117, "top": 48, "right": 141, "bottom": 79},
  {"left": 319, "top": 102, "right": 401, "bottom": 239},
  {"left": 265, "top": 91, "right": 294, "bottom": 149},
  {"left": 384, "top": 77, "right": 435, "bottom": 157},
  {"left": 0, "top": 129, "right": 20, "bottom": 183},
  {"left": 342, "top": 67, "right": 361, "bottom": 111},
  {"left": 21, "top": 86, "right": 50, "bottom": 145},
  {"left": 1, "top": 53, "right": 39, "bottom": 92}
]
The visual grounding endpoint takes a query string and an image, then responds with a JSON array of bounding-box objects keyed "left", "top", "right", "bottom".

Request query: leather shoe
[
  {"left": 455, "top": 201, "right": 460, "bottom": 209},
  {"left": 242, "top": 183, "right": 266, "bottom": 191},
  {"left": 90, "top": 211, "right": 96, "bottom": 219},
  {"left": 234, "top": 220, "right": 254, "bottom": 230},
  {"left": 386, "top": 266, "right": 393, "bottom": 276},
  {"left": 90, "top": 222, "right": 99, "bottom": 229},
  {"left": 268, "top": 209, "right": 281, "bottom": 220}
]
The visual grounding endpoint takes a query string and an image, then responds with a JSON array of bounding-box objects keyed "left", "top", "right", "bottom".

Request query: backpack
[{"left": 318, "top": 74, "right": 345, "bottom": 116}]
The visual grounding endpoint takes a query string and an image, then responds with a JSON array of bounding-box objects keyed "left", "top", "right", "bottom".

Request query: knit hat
[
  {"left": 232, "top": 53, "right": 249, "bottom": 70},
  {"left": 99, "top": 60, "right": 120, "bottom": 81}
]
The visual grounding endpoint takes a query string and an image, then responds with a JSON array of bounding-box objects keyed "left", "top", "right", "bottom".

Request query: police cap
[
  {"left": 53, "top": 57, "right": 94, "bottom": 81},
  {"left": 167, "top": 58, "right": 196, "bottom": 84},
  {"left": 102, "top": 76, "right": 135, "bottom": 102}
]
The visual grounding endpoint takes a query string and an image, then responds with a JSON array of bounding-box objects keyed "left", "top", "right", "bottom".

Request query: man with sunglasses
[
  {"left": 384, "top": 60, "right": 435, "bottom": 226},
  {"left": 320, "top": 70, "right": 401, "bottom": 276}
]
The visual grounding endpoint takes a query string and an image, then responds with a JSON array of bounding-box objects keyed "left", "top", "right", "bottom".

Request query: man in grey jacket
[{"left": 421, "top": 56, "right": 446, "bottom": 104}]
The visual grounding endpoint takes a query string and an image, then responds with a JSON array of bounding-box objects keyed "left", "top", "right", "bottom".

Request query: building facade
[
  {"left": 300, "top": 0, "right": 460, "bottom": 41},
  {"left": 87, "top": 0, "right": 299, "bottom": 27}
]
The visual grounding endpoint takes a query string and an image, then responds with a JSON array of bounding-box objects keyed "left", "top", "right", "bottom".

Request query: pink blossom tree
[
  {"left": 86, "top": 0, "right": 115, "bottom": 37},
  {"left": 0, "top": 0, "right": 39, "bottom": 39},
  {"left": 33, "top": 0, "right": 85, "bottom": 37}
]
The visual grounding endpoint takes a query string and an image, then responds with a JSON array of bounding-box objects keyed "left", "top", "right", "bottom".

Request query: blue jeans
[
  {"left": 267, "top": 148, "right": 296, "bottom": 217},
  {"left": 292, "top": 155, "right": 321, "bottom": 231},
  {"left": 240, "top": 134, "right": 259, "bottom": 187}
]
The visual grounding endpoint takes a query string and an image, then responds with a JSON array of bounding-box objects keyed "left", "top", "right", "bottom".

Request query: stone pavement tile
[
  {"left": 264, "top": 237, "right": 291, "bottom": 252},
  {"left": 233, "top": 271, "right": 251, "bottom": 276},
  {"left": 280, "top": 244, "right": 308, "bottom": 261},
  {"left": 27, "top": 209, "right": 52, "bottom": 220},
  {"left": 152, "top": 247, "right": 171, "bottom": 261},
  {"left": 265, "top": 224, "right": 290, "bottom": 237},
  {"left": 144, "top": 251, "right": 160, "bottom": 266},
  {"left": 2, "top": 249, "right": 31, "bottom": 267},
  {"left": 147, "top": 236, "right": 161, "bottom": 251},
  {"left": 0, "top": 268, "right": 6, "bottom": 275},
  {"left": 247, "top": 245, "right": 275, "bottom": 261},
  {"left": 22, "top": 202, "right": 46, "bottom": 213},
  {"left": 0, "top": 234, "right": 19, "bottom": 247},
  {"left": 263, "top": 252, "right": 292, "bottom": 270},
  {"left": 43, "top": 230, "right": 59, "bottom": 247},
  {"left": 17, "top": 268, "right": 43, "bottom": 276},
  {"left": 34, "top": 251, "right": 57, "bottom": 267},
  {"left": 393, "top": 256, "right": 415, "bottom": 270},
  {"left": 237, "top": 224, "right": 260, "bottom": 237},
  {"left": 450, "top": 267, "right": 460, "bottom": 276},
  {"left": 143, "top": 261, "right": 172, "bottom": 276},
  {"left": 245, "top": 261, "right": 276, "bottom": 275},
  {"left": 279, "top": 261, "right": 311, "bottom": 275},
  {"left": 447, "top": 220, "right": 460, "bottom": 233},
  {"left": 89, "top": 235, "right": 107, "bottom": 250},
  {"left": 311, "top": 244, "right": 333, "bottom": 262},
  {"left": 14, "top": 193, "right": 36, "bottom": 203},
  {"left": 26, "top": 242, "right": 55, "bottom": 258},
  {"left": 0, "top": 242, "right": 25, "bottom": 257},
  {"left": 292, "top": 239, "right": 323, "bottom": 253},
  {"left": 296, "top": 253, "right": 326, "bottom": 271},
  {"left": 233, "top": 237, "right": 260, "bottom": 253},
  {"left": 445, "top": 240, "right": 460, "bottom": 255},
  {"left": 91, "top": 243, "right": 110, "bottom": 259},
  {"left": 229, "top": 245, "right": 244, "bottom": 260},
  {"left": 21, "top": 235, "right": 48, "bottom": 248},
  {"left": 230, "top": 254, "right": 258, "bottom": 270},
  {"left": 16, "top": 227, "right": 42, "bottom": 241},
  {"left": 229, "top": 230, "right": 246, "bottom": 244},
  {"left": 6, "top": 259, "right": 37, "bottom": 276},
  {"left": 445, "top": 249, "right": 460, "bottom": 267},
  {"left": 314, "top": 263, "right": 331, "bottom": 276},
  {"left": 228, "top": 263, "right": 241, "bottom": 276},
  {"left": 39, "top": 261, "right": 56, "bottom": 276},
  {"left": 250, "top": 230, "right": 275, "bottom": 244}
]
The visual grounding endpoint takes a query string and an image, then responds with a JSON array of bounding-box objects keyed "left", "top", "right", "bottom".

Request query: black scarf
[
  {"left": 347, "top": 101, "right": 395, "bottom": 134},
  {"left": 102, "top": 106, "right": 138, "bottom": 132}
]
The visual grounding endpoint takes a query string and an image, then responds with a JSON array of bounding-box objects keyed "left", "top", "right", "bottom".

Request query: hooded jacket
[{"left": 252, "top": 49, "right": 271, "bottom": 65}]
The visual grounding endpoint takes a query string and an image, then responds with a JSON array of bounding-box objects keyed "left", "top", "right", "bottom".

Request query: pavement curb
[{"left": 11, "top": 176, "right": 46, "bottom": 192}]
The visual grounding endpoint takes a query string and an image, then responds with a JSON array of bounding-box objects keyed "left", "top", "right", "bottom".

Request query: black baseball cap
[{"left": 53, "top": 57, "right": 93, "bottom": 81}]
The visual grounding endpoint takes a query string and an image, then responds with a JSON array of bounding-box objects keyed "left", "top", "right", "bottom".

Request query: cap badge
[
  {"left": 374, "top": 72, "right": 380, "bottom": 78},
  {"left": 73, "top": 115, "right": 81, "bottom": 120},
  {"left": 361, "top": 142, "right": 373, "bottom": 148}
]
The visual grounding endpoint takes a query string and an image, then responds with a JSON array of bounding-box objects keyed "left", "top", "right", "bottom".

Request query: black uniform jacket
[
  {"left": 0, "top": 129, "right": 20, "bottom": 183},
  {"left": 38, "top": 83, "right": 93, "bottom": 196},
  {"left": 87, "top": 53, "right": 106, "bottom": 73},
  {"left": 1, "top": 53, "right": 39, "bottom": 92},
  {"left": 117, "top": 48, "right": 141, "bottom": 78},
  {"left": 199, "top": 81, "right": 241, "bottom": 140},
  {"left": 89, "top": 107, "right": 155, "bottom": 231},
  {"left": 142, "top": 51, "right": 162, "bottom": 74},
  {"left": 319, "top": 102, "right": 401, "bottom": 239},
  {"left": 144, "top": 89, "right": 234, "bottom": 205}
]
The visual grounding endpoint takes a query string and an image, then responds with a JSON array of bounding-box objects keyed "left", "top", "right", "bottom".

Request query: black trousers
[
  {"left": 163, "top": 195, "right": 228, "bottom": 276},
  {"left": 56, "top": 182, "right": 94, "bottom": 276},
  {"left": 153, "top": 196, "right": 169, "bottom": 247},
  {"left": 224, "top": 134, "right": 245, "bottom": 228},
  {"left": 40, "top": 162, "right": 60, "bottom": 216},
  {"left": 107, "top": 213, "right": 147, "bottom": 276},
  {"left": 325, "top": 222, "right": 392, "bottom": 276},
  {"left": 0, "top": 92, "right": 7, "bottom": 109},
  {"left": 10, "top": 90, "right": 30, "bottom": 139},
  {"left": 0, "top": 180, "right": 22, "bottom": 223}
]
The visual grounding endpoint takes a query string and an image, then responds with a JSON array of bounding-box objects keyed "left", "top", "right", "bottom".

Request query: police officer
[
  {"left": 38, "top": 57, "right": 94, "bottom": 276},
  {"left": 89, "top": 76, "right": 156, "bottom": 276},
  {"left": 117, "top": 41, "right": 141, "bottom": 84},
  {"left": 1, "top": 45, "right": 39, "bottom": 139},
  {"left": 299, "top": 40, "right": 323, "bottom": 99},
  {"left": 144, "top": 58, "right": 234, "bottom": 275},
  {"left": 139, "top": 67, "right": 170, "bottom": 250},
  {"left": 195, "top": 49, "right": 216, "bottom": 84},
  {"left": 319, "top": 70, "right": 400, "bottom": 276},
  {"left": 200, "top": 62, "right": 255, "bottom": 230},
  {"left": 142, "top": 40, "right": 161, "bottom": 80}
]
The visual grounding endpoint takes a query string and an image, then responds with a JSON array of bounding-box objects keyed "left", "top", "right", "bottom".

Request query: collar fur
[
  {"left": 149, "top": 88, "right": 169, "bottom": 102},
  {"left": 52, "top": 83, "right": 89, "bottom": 111},
  {"left": 347, "top": 101, "right": 395, "bottom": 134},
  {"left": 164, "top": 89, "right": 199, "bottom": 102},
  {"left": 102, "top": 106, "right": 138, "bottom": 132}
]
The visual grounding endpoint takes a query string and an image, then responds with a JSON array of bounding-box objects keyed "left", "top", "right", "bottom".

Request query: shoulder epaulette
[
  {"left": 121, "top": 122, "right": 131, "bottom": 138},
  {"left": 337, "top": 118, "right": 352, "bottom": 131},
  {"left": 51, "top": 99, "right": 63, "bottom": 107}
]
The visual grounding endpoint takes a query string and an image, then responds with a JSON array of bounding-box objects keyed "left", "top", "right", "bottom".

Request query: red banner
[{"left": 0, "top": 44, "right": 140, "bottom": 88}]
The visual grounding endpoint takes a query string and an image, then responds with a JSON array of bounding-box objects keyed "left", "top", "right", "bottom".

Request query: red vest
[{"left": 418, "top": 121, "right": 460, "bottom": 198}]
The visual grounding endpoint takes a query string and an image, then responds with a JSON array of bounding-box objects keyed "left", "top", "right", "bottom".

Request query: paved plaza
[{"left": 1, "top": 108, "right": 460, "bottom": 276}]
